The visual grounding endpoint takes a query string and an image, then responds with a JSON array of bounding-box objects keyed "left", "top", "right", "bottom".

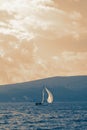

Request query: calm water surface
[{"left": 0, "top": 102, "right": 87, "bottom": 130}]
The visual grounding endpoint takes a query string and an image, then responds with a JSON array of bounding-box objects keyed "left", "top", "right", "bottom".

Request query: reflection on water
[{"left": 0, "top": 102, "right": 87, "bottom": 130}]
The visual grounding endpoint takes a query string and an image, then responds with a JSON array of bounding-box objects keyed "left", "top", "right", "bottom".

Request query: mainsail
[
  {"left": 35, "top": 87, "right": 53, "bottom": 105},
  {"left": 45, "top": 87, "right": 53, "bottom": 103}
]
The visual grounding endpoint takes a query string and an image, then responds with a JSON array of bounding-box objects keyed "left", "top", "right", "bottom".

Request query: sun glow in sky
[{"left": 0, "top": 0, "right": 87, "bottom": 84}]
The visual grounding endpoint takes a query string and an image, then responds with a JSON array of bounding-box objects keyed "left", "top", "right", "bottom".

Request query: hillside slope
[{"left": 0, "top": 76, "right": 87, "bottom": 102}]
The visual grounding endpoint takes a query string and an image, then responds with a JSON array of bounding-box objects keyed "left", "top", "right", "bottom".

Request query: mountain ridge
[{"left": 0, "top": 75, "right": 87, "bottom": 102}]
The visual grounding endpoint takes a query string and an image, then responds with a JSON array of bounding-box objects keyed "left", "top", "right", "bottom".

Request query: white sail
[{"left": 45, "top": 87, "right": 53, "bottom": 103}]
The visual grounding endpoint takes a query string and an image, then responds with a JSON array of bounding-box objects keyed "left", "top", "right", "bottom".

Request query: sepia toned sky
[{"left": 0, "top": 0, "right": 87, "bottom": 85}]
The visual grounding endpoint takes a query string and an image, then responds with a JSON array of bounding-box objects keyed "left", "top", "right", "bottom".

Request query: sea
[{"left": 0, "top": 102, "right": 87, "bottom": 130}]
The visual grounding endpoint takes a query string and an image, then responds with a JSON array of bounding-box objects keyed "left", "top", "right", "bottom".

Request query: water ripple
[{"left": 0, "top": 102, "right": 87, "bottom": 130}]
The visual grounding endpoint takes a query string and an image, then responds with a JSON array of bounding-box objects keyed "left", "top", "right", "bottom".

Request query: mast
[{"left": 41, "top": 89, "right": 44, "bottom": 104}]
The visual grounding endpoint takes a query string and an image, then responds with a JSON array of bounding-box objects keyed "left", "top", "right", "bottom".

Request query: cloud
[
  {"left": 0, "top": 0, "right": 87, "bottom": 84},
  {"left": 0, "top": 0, "right": 86, "bottom": 41},
  {"left": 62, "top": 51, "right": 87, "bottom": 61},
  {"left": 51, "top": 51, "right": 87, "bottom": 75}
]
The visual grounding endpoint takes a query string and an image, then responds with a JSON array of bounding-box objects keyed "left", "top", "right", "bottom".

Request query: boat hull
[{"left": 35, "top": 102, "right": 42, "bottom": 105}]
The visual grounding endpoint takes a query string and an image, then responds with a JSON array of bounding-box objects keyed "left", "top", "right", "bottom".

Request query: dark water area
[{"left": 0, "top": 102, "right": 87, "bottom": 130}]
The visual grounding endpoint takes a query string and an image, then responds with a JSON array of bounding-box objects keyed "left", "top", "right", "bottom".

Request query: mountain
[{"left": 0, "top": 76, "right": 87, "bottom": 102}]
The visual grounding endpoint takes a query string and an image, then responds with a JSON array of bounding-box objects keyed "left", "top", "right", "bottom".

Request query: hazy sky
[{"left": 0, "top": 0, "right": 87, "bottom": 84}]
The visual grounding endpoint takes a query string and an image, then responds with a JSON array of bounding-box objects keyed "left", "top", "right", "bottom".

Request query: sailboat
[{"left": 35, "top": 87, "right": 53, "bottom": 105}]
